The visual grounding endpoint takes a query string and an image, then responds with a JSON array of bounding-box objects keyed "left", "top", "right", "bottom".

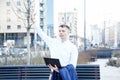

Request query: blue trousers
[{"left": 51, "top": 64, "right": 78, "bottom": 80}]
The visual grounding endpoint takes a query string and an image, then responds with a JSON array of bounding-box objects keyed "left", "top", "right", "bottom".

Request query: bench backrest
[
  {"left": 0, "top": 64, "right": 100, "bottom": 80},
  {"left": 77, "top": 64, "right": 100, "bottom": 80}
]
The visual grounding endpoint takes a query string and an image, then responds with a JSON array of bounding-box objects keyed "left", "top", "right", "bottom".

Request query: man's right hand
[{"left": 48, "top": 64, "right": 59, "bottom": 72}]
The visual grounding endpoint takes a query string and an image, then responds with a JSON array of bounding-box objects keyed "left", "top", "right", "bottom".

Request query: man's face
[{"left": 58, "top": 27, "right": 70, "bottom": 41}]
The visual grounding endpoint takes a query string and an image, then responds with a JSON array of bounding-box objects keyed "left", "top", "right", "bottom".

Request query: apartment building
[
  {"left": 90, "top": 24, "right": 102, "bottom": 48},
  {"left": 0, "top": 0, "right": 47, "bottom": 47},
  {"left": 58, "top": 12, "right": 78, "bottom": 45}
]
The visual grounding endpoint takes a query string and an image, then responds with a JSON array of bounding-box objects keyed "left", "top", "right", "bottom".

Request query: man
[{"left": 35, "top": 24, "right": 78, "bottom": 80}]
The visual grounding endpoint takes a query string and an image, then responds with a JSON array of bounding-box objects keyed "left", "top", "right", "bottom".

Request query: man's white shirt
[{"left": 35, "top": 26, "right": 78, "bottom": 68}]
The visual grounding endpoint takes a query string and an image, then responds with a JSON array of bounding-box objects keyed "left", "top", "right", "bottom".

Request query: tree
[{"left": 11, "top": 0, "right": 36, "bottom": 65}]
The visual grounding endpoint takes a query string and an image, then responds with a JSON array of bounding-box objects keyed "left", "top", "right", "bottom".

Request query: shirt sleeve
[
  {"left": 69, "top": 45, "right": 78, "bottom": 68},
  {"left": 35, "top": 25, "right": 53, "bottom": 47}
]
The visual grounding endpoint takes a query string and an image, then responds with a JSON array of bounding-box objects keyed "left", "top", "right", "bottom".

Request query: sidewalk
[{"left": 90, "top": 59, "right": 120, "bottom": 80}]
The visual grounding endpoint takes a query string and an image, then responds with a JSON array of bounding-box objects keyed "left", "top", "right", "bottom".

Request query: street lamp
[{"left": 84, "top": 0, "right": 87, "bottom": 51}]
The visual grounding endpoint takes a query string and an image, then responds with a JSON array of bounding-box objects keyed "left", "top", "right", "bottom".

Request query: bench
[
  {"left": 0, "top": 64, "right": 100, "bottom": 80},
  {"left": 77, "top": 64, "right": 100, "bottom": 80}
]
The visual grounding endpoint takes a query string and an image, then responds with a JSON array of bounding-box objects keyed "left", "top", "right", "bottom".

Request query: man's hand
[{"left": 48, "top": 64, "right": 59, "bottom": 72}]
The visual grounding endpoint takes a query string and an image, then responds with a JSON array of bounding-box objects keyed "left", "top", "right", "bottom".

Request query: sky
[
  {"left": 56, "top": 0, "right": 120, "bottom": 25},
  {"left": 47, "top": 0, "right": 120, "bottom": 37},
  {"left": 86, "top": 0, "right": 120, "bottom": 24}
]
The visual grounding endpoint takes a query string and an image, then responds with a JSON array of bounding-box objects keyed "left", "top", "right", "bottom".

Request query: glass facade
[
  {"left": 0, "top": 34, "right": 4, "bottom": 46},
  {"left": 0, "top": 33, "right": 34, "bottom": 47}
]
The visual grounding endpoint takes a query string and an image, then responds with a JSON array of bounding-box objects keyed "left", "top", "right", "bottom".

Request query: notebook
[{"left": 43, "top": 57, "right": 61, "bottom": 68}]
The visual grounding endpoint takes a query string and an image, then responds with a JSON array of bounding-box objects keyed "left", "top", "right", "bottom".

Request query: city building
[
  {"left": 0, "top": 0, "right": 47, "bottom": 47},
  {"left": 58, "top": 12, "right": 78, "bottom": 45},
  {"left": 53, "top": 0, "right": 82, "bottom": 48},
  {"left": 46, "top": 0, "right": 54, "bottom": 38},
  {"left": 90, "top": 24, "right": 102, "bottom": 48},
  {"left": 114, "top": 22, "right": 120, "bottom": 48}
]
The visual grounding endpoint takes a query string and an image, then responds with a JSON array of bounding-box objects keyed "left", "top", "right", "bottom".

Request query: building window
[
  {"left": 40, "top": 18, "right": 44, "bottom": 25},
  {"left": 40, "top": 3, "right": 43, "bottom": 7},
  {"left": 17, "top": 1, "right": 21, "bottom": 6},
  {"left": 6, "top": 1, "right": 11, "bottom": 6},
  {"left": 40, "top": 11, "right": 44, "bottom": 16},
  {"left": 17, "top": 25, "right": 21, "bottom": 29},
  {"left": 7, "top": 25, "right": 11, "bottom": 29},
  {"left": 40, "top": 18, "right": 43, "bottom": 22},
  {"left": 17, "top": 8, "right": 21, "bottom": 14}
]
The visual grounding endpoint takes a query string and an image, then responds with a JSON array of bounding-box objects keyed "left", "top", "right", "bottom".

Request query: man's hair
[{"left": 59, "top": 24, "right": 70, "bottom": 30}]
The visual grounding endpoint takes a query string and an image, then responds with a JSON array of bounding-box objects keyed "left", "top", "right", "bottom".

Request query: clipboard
[{"left": 43, "top": 57, "right": 61, "bottom": 68}]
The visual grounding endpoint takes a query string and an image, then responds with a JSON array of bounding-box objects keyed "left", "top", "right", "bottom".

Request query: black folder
[{"left": 43, "top": 57, "right": 61, "bottom": 68}]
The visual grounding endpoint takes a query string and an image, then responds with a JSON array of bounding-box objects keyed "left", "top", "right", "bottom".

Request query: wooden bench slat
[{"left": 0, "top": 64, "right": 100, "bottom": 80}]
